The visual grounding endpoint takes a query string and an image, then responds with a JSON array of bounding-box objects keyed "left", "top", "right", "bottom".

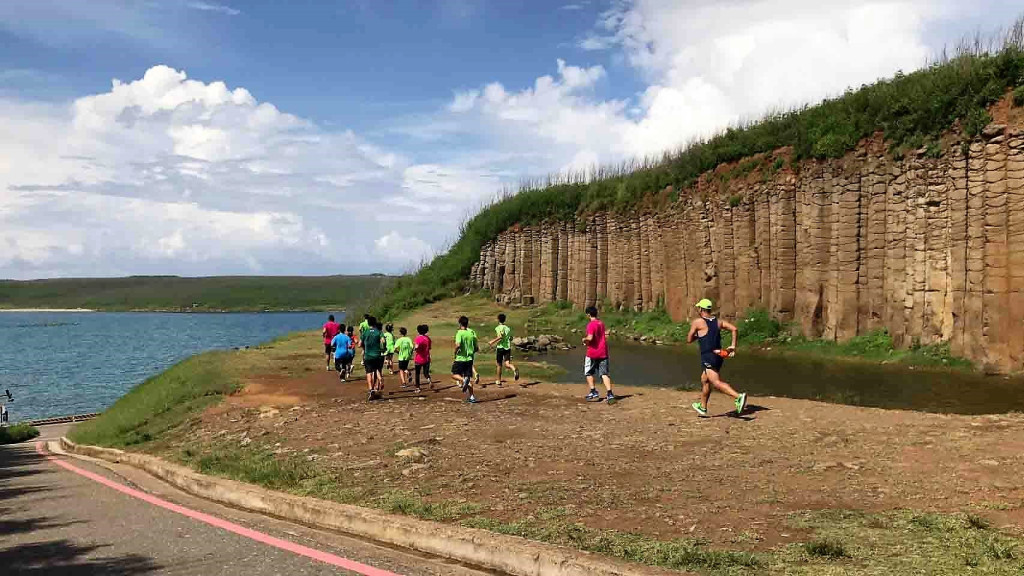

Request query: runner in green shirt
[
  {"left": 358, "top": 314, "right": 371, "bottom": 370},
  {"left": 450, "top": 315, "right": 478, "bottom": 403},
  {"left": 394, "top": 327, "right": 415, "bottom": 389},
  {"left": 361, "top": 317, "right": 385, "bottom": 400},
  {"left": 487, "top": 313, "right": 519, "bottom": 387},
  {"left": 384, "top": 324, "right": 397, "bottom": 374}
]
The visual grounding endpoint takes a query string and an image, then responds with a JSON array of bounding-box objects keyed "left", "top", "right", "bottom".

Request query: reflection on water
[{"left": 538, "top": 341, "right": 1024, "bottom": 415}]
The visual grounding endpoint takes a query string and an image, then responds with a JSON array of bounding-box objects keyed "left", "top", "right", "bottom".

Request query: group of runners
[{"left": 319, "top": 298, "right": 748, "bottom": 415}]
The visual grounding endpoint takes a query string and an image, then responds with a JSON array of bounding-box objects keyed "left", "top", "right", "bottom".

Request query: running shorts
[
  {"left": 324, "top": 343, "right": 334, "bottom": 355},
  {"left": 583, "top": 357, "right": 609, "bottom": 378},
  {"left": 701, "top": 353, "right": 724, "bottom": 373},
  {"left": 451, "top": 360, "right": 474, "bottom": 378},
  {"left": 398, "top": 359, "right": 410, "bottom": 371},
  {"left": 496, "top": 348, "right": 511, "bottom": 364},
  {"left": 365, "top": 357, "right": 385, "bottom": 373}
]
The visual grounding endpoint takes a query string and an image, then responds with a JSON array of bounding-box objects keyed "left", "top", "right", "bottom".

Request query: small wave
[{"left": 12, "top": 322, "right": 81, "bottom": 329}]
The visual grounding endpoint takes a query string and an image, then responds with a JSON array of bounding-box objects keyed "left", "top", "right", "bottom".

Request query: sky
[{"left": 0, "top": 0, "right": 1020, "bottom": 279}]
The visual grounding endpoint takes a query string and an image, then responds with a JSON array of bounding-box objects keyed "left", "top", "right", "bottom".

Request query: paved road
[{"left": 0, "top": 425, "right": 492, "bottom": 576}]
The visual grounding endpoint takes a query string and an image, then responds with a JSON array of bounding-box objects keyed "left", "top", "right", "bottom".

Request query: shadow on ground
[{"left": 0, "top": 444, "right": 161, "bottom": 575}]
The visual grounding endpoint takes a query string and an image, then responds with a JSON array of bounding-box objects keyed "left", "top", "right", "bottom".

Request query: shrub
[
  {"left": 804, "top": 538, "right": 849, "bottom": 559},
  {"left": 1014, "top": 85, "right": 1024, "bottom": 107},
  {"left": 0, "top": 423, "right": 40, "bottom": 445},
  {"left": 738, "top": 308, "right": 781, "bottom": 344}
]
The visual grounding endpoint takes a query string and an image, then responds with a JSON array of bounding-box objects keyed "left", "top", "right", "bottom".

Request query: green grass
[
  {"left": 0, "top": 275, "right": 392, "bottom": 312},
  {"left": 178, "top": 442, "right": 483, "bottom": 522},
  {"left": 461, "top": 516, "right": 762, "bottom": 573},
  {"left": 803, "top": 538, "right": 849, "bottom": 559},
  {"left": 0, "top": 423, "right": 40, "bottom": 445},
  {"left": 372, "top": 29, "right": 1024, "bottom": 320},
  {"left": 70, "top": 351, "right": 243, "bottom": 447},
  {"left": 776, "top": 509, "right": 1024, "bottom": 575}
]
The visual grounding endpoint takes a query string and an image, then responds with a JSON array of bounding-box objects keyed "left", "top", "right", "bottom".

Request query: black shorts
[
  {"left": 334, "top": 355, "right": 353, "bottom": 371},
  {"left": 701, "top": 353, "right": 724, "bottom": 374},
  {"left": 398, "top": 359, "right": 410, "bottom": 371},
  {"left": 324, "top": 343, "right": 334, "bottom": 355},
  {"left": 496, "top": 348, "right": 512, "bottom": 364},
  {"left": 365, "top": 357, "right": 385, "bottom": 373},
  {"left": 451, "top": 360, "right": 474, "bottom": 378}
]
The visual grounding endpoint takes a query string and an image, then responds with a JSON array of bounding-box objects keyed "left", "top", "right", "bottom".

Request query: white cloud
[
  {"left": 0, "top": 65, "right": 449, "bottom": 278},
  {"left": 375, "top": 231, "right": 434, "bottom": 265},
  {"left": 435, "top": 0, "right": 969, "bottom": 173},
  {"left": 186, "top": 2, "right": 241, "bottom": 16}
]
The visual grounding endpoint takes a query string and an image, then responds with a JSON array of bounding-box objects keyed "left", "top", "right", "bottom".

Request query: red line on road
[{"left": 36, "top": 442, "right": 403, "bottom": 576}]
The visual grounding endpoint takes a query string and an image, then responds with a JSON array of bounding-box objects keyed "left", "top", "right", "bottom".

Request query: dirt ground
[{"left": 184, "top": 354, "right": 1024, "bottom": 551}]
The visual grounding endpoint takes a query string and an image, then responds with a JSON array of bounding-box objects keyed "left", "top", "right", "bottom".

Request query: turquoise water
[{"left": 0, "top": 312, "right": 334, "bottom": 421}]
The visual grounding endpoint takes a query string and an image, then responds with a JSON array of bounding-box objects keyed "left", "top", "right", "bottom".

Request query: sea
[{"left": 0, "top": 311, "right": 334, "bottom": 421}]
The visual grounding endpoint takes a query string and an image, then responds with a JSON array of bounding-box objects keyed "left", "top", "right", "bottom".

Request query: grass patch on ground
[
  {"left": 177, "top": 442, "right": 483, "bottom": 523},
  {"left": 70, "top": 351, "right": 243, "bottom": 447},
  {"left": 463, "top": 516, "right": 761, "bottom": 573},
  {"left": 0, "top": 423, "right": 40, "bottom": 445},
  {"left": 371, "top": 31, "right": 1024, "bottom": 320},
  {"left": 775, "top": 509, "right": 1024, "bottom": 574}
]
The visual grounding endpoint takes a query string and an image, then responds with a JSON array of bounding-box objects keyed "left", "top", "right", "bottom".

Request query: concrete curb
[{"left": 60, "top": 437, "right": 677, "bottom": 576}]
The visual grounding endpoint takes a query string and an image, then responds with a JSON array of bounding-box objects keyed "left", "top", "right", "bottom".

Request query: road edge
[{"left": 59, "top": 437, "right": 679, "bottom": 576}]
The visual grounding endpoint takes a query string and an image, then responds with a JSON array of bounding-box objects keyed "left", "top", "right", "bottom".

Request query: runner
[
  {"left": 331, "top": 324, "right": 355, "bottom": 381},
  {"left": 322, "top": 314, "right": 341, "bottom": 371},
  {"left": 358, "top": 314, "right": 371, "bottom": 371},
  {"left": 450, "top": 316, "right": 478, "bottom": 403},
  {"left": 582, "top": 306, "right": 616, "bottom": 402},
  {"left": 361, "top": 317, "right": 386, "bottom": 400},
  {"left": 383, "top": 324, "right": 397, "bottom": 375},
  {"left": 414, "top": 324, "right": 433, "bottom": 391},
  {"left": 347, "top": 324, "right": 358, "bottom": 379},
  {"left": 394, "top": 327, "right": 414, "bottom": 389},
  {"left": 686, "top": 298, "right": 747, "bottom": 417},
  {"left": 487, "top": 313, "right": 519, "bottom": 387}
]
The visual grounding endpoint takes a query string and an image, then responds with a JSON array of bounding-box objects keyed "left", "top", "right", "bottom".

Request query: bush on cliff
[{"left": 373, "top": 25, "right": 1024, "bottom": 319}]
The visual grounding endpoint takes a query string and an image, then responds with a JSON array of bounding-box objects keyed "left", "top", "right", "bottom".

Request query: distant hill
[{"left": 0, "top": 275, "right": 393, "bottom": 312}]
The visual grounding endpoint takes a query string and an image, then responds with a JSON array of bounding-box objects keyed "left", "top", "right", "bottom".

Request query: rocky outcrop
[{"left": 470, "top": 124, "right": 1024, "bottom": 372}]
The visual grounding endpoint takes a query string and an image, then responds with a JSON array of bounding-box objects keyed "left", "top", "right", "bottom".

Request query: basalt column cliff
[{"left": 470, "top": 125, "right": 1024, "bottom": 372}]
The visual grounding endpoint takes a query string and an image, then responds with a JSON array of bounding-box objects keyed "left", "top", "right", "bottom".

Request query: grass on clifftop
[
  {"left": 0, "top": 275, "right": 392, "bottom": 312},
  {"left": 372, "top": 27, "right": 1024, "bottom": 320}
]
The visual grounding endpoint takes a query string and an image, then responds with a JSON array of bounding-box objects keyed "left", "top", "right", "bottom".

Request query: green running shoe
[
  {"left": 735, "top": 393, "right": 748, "bottom": 414},
  {"left": 692, "top": 402, "right": 709, "bottom": 417}
]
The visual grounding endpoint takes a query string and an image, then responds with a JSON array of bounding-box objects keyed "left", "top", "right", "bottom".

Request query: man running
[
  {"left": 451, "top": 316, "right": 478, "bottom": 404},
  {"left": 322, "top": 314, "right": 341, "bottom": 371},
  {"left": 582, "top": 306, "right": 616, "bottom": 402},
  {"left": 687, "top": 298, "right": 747, "bottom": 417},
  {"left": 331, "top": 323, "right": 355, "bottom": 381},
  {"left": 361, "top": 317, "right": 386, "bottom": 400},
  {"left": 383, "top": 324, "right": 397, "bottom": 374},
  {"left": 414, "top": 324, "right": 433, "bottom": 391},
  {"left": 358, "top": 314, "right": 371, "bottom": 370},
  {"left": 394, "top": 327, "right": 414, "bottom": 389},
  {"left": 487, "top": 313, "right": 519, "bottom": 387}
]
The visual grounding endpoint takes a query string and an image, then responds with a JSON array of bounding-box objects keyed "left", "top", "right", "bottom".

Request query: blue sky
[{"left": 0, "top": 1, "right": 1019, "bottom": 278}]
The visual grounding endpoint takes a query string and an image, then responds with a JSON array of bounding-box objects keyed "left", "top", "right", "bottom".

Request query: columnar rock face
[{"left": 469, "top": 127, "right": 1024, "bottom": 372}]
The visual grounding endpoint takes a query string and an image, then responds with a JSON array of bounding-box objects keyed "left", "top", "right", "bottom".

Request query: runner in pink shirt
[
  {"left": 413, "top": 324, "right": 433, "bottom": 390},
  {"left": 322, "top": 314, "right": 341, "bottom": 371},
  {"left": 582, "top": 306, "right": 616, "bottom": 402}
]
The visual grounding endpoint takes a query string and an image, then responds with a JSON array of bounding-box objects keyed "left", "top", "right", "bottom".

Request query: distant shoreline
[{"left": 0, "top": 308, "right": 96, "bottom": 313}]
